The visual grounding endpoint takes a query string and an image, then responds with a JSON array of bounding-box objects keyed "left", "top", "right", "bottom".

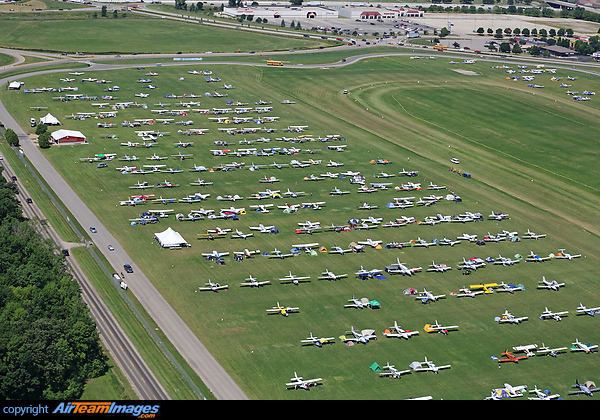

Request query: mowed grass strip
[{"left": 4, "top": 55, "right": 600, "bottom": 399}]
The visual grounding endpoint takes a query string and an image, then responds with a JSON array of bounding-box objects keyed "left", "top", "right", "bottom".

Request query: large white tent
[
  {"left": 154, "top": 227, "right": 189, "bottom": 248},
  {"left": 40, "top": 113, "right": 60, "bottom": 126}
]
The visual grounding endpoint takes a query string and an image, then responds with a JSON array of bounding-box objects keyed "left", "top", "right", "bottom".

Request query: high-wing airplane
[
  {"left": 427, "top": 261, "right": 452, "bottom": 272},
  {"left": 457, "top": 233, "right": 478, "bottom": 242},
  {"left": 426, "top": 182, "right": 446, "bottom": 191},
  {"left": 457, "top": 257, "right": 486, "bottom": 270},
  {"left": 522, "top": 229, "right": 547, "bottom": 240},
  {"left": 569, "top": 379, "right": 600, "bottom": 397},
  {"left": 454, "top": 286, "right": 484, "bottom": 298},
  {"left": 318, "top": 269, "right": 348, "bottom": 281},
  {"left": 239, "top": 274, "right": 270, "bottom": 288},
  {"left": 340, "top": 325, "right": 377, "bottom": 344},
  {"left": 329, "top": 243, "right": 352, "bottom": 255},
  {"left": 329, "top": 187, "right": 350, "bottom": 195},
  {"left": 279, "top": 271, "right": 311, "bottom": 285},
  {"left": 497, "top": 350, "right": 528, "bottom": 364},
  {"left": 571, "top": 338, "right": 598, "bottom": 354},
  {"left": 379, "top": 363, "right": 411, "bottom": 379},
  {"left": 423, "top": 320, "right": 458, "bottom": 335},
  {"left": 416, "top": 288, "right": 446, "bottom": 303},
  {"left": 537, "top": 276, "right": 565, "bottom": 291},
  {"left": 355, "top": 266, "right": 383, "bottom": 279},
  {"left": 383, "top": 321, "right": 419, "bottom": 340},
  {"left": 233, "top": 248, "right": 260, "bottom": 259},
  {"left": 536, "top": 342, "right": 568, "bottom": 357},
  {"left": 248, "top": 223, "right": 275, "bottom": 233},
  {"left": 526, "top": 250, "right": 551, "bottom": 262},
  {"left": 409, "top": 356, "right": 451, "bottom": 374},
  {"left": 285, "top": 372, "right": 322, "bottom": 390},
  {"left": 268, "top": 249, "right": 294, "bottom": 259},
  {"left": 485, "top": 383, "right": 527, "bottom": 400},
  {"left": 497, "top": 309, "right": 528, "bottom": 324},
  {"left": 197, "top": 280, "right": 228, "bottom": 292},
  {"left": 555, "top": 249, "right": 582, "bottom": 260},
  {"left": 494, "top": 254, "right": 520, "bottom": 266},
  {"left": 528, "top": 385, "right": 561, "bottom": 400},
  {"left": 147, "top": 153, "right": 169, "bottom": 161},
  {"left": 230, "top": 229, "right": 254, "bottom": 239},
  {"left": 344, "top": 295, "right": 369, "bottom": 309},
  {"left": 300, "top": 332, "right": 335, "bottom": 348},
  {"left": 539, "top": 306, "right": 569, "bottom": 321},
  {"left": 282, "top": 188, "right": 305, "bottom": 198},
  {"left": 437, "top": 237, "right": 460, "bottom": 247},
  {"left": 576, "top": 302, "right": 600, "bottom": 316},
  {"left": 259, "top": 175, "right": 280, "bottom": 183},
  {"left": 357, "top": 238, "right": 383, "bottom": 248},
  {"left": 488, "top": 211, "right": 510, "bottom": 221},
  {"left": 389, "top": 258, "right": 422, "bottom": 276},
  {"left": 266, "top": 302, "right": 299, "bottom": 317},
  {"left": 201, "top": 250, "right": 229, "bottom": 259}
]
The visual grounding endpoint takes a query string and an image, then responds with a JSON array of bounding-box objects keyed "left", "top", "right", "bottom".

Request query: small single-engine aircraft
[
  {"left": 285, "top": 372, "right": 322, "bottom": 390},
  {"left": 189, "top": 178, "right": 213, "bottom": 187},
  {"left": 259, "top": 175, "right": 280, "bottom": 184},
  {"left": 388, "top": 259, "right": 422, "bottom": 276},
  {"left": 539, "top": 306, "right": 569, "bottom": 321},
  {"left": 248, "top": 223, "right": 275, "bottom": 233},
  {"left": 329, "top": 186, "right": 350, "bottom": 195},
  {"left": 355, "top": 266, "right": 383, "bottom": 279},
  {"left": 230, "top": 229, "right": 254, "bottom": 239},
  {"left": 318, "top": 269, "right": 348, "bottom": 281},
  {"left": 189, "top": 164, "right": 209, "bottom": 172},
  {"left": 239, "top": 274, "right": 270, "bottom": 288},
  {"left": 233, "top": 248, "right": 260, "bottom": 259},
  {"left": 485, "top": 383, "right": 527, "bottom": 400},
  {"left": 282, "top": 188, "right": 305, "bottom": 198},
  {"left": 522, "top": 229, "right": 547, "bottom": 240},
  {"left": 457, "top": 257, "right": 486, "bottom": 270},
  {"left": 555, "top": 248, "right": 582, "bottom": 260},
  {"left": 489, "top": 211, "right": 510, "bottom": 220},
  {"left": 409, "top": 356, "right": 451, "bottom": 374},
  {"left": 537, "top": 276, "right": 565, "bottom": 291},
  {"left": 498, "top": 350, "right": 529, "bottom": 364},
  {"left": 268, "top": 249, "right": 295, "bottom": 259},
  {"left": 494, "top": 254, "right": 520, "bottom": 266},
  {"left": 383, "top": 321, "right": 419, "bottom": 340},
  {"left": 329, "top": 243, "right": 352, "bottom": 254},
  {"left": 301, "top": 332, "right": 335, "bottom": 348},
  {"left": 266, "top": 302, "right": 299, "bottom": 317},
  {"left": 279, "top": 271, "right": 311, "bottom": 285},
  {"left": 197, "top": 280, "right": 228, "bottom": 292},
  {"left": 526, "top": 250, "right": 551, "bottom": 262},
  {"left": 426, "top": 182, "right": 446, "bottom": 191},
  {"left": 536, "top": 342, "right": 568, "bottom": 357},
  {"left": 340, "top": 325, "right": 377, "bottom": 344},
  {"left": 416, "top": 288, "right": 446, "bottom": 303},
  {"left": 576, "top": 302, "right": 600, "bottom": 316},
  {"left": 147, "top": 153, "right": 169, "bottom": 161},
  {"left": 527, "top": 386, "right": 561, "bottom": 400},
  {"left": 438, "top": 237, "right": 460, "bottom": 247},
  {"left": 379, "top": 363, "right": 411, "bottom": 379},
  {"left": 357, "top": 238, "right": 383, "bottom": 248},
  {"left": 569, "top": 380, "right": 600, "bottom": 397},
  {"left": 423, "top": 320, "right": 458, "bottom": 335},
  {"left": 571, "top": 338, "right": 598, "bottom": 354},
  {"left": 454, "top": 286, "right": 484, "bottom": 298},
  {"left": 457, "top": 233, "right": 478, "bottom": 242},
  {"left": 201, "top": 250, "right": 229, "bottom": 259},
  {"left": 427, "top": 261, "right": 452, "bottom": 272},
  {"left": 497, "top": 309, "right": 528, "bottom": 324}
]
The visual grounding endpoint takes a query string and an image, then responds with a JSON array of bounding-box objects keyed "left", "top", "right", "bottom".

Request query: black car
[{"left": 124, "top": 263, "right": 133, "bottom": 273}]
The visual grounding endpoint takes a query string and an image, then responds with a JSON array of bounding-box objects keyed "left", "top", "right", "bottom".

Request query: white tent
[
  {"left": 154, "top": 227, "right": 189, "bottom": 248},
  {"left": 40, "top": 113, "right": 60, "bottom": 126}
]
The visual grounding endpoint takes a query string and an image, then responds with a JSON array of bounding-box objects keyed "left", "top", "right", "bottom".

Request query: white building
[{"left": 222, "top": 5, "right": 338, "bottom": 20}]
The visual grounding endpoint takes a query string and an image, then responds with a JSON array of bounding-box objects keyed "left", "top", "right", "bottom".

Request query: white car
[{"left": 450, "top": 158, "right": 460, "bottom": 164}]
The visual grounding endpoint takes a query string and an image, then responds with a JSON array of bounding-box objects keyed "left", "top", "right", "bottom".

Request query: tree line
[{"left": 0, "top": 163, "right": 108, "bottom": 399}]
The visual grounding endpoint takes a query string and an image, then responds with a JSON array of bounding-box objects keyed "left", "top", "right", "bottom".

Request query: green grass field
[{"left": 4, "top": 54, "right": 600, "bottom": 400}]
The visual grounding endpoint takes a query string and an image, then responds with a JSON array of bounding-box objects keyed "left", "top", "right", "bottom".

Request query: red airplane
[{"left": 498, "top": 350, "right": 528, "bottom": 364}]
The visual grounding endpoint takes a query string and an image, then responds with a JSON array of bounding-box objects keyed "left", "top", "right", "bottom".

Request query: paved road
[{"left": 0, "top": 69, "right": 248, "bottom": 400}]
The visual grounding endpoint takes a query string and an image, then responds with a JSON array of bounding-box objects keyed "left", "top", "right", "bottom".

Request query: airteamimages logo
[{"left": 52, "top": 402, "right": 160, "bottom": 418}]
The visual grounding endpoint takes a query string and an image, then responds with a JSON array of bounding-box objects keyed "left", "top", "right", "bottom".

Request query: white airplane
[
  {"left": 344, "top": 295, "right": 369, "bottom": 309},
  {"left": 282, "top": 188, "right": 305, "bottom": 198},
  {"left": 489, "top": 211, "right": 510, "bottom": 220},
  {"left": 268, "top": 249, "right": 294, "bottom": 259},
  {"left": 233, "top": 248, "right": 260, "bottom": 258},
  {"left": 424, "top": 320, "right": 458, "bottom": 335},
  {"left": 285, "top": 372, "right": 321, "bottom": 390},
  {"left": 189, "top": 179, "right": 213, "bottom": 187},
  {"left": 279, "top": 271, "right": 311, "bottom": 285},
  {"left": 201, "top": 250, "right": 229, "bottom": 259},
  {"left": 383, "top": 321, "right": 419, "bottom": 340},
  {"left": 416, "top": 288, "right": 446, "bottom": 303},
  {"left": 129, "top": 181, "right": 154, "bottom": 190},
  {"left": 301, "top": 332, "right": 335, "bottom": 348},
  {"left": 485, "top": 383, "right": 527, "bottom": 400},
  {"left": 379, "top": 363, "right": 412, "bottom": 379},
  {"left": 522, "top": 229, "right": 547, "bottom": 240},
  {"left": 340, "top": 325, "right": 377, "bottom": 344},
  {"left": 539, "top": 306, "right": 569, "bottom": 321},
  {"left": 427, "top": 261, "right": 452, "bottom": 272},
  {"left": 329, "top": 187, "right": 350, "bottom": 195},
  {"left": 357, "top": 238, "right": 383, "bottom": 248},
  {"left": 409, "top": 357, "right": 451, "bottom": 374},
  {"left": 576, "top": 302, "right": 600, "bottom": 316},
  {"left": 537, "top": 276, "right": 565, "bottom": 291},
  {"left": 571, "top": 338, "right": 598, "bottom": 354},
  {"left": 526, "top": 250, "right": 551, "bottom": 262},
  {"left": 569, "top": 379, "right": 600, "bottom": 397},
  {"left": 266, "top": 302, "right": 299, "bottom": 317},
  {"left": 457, "top": 257, "right": 486, "bottom": 270},
  {"left": 536, "top": 342, "right": 568, "bottom": 357},
  {"left": 528, "top": 386, "right": 561, "bottom": 400},
  {"left": 239, "top": 274, "right": 270, "bottom": 288},
  {"left": 390, "top": 258, "right": 422, "bottom": 276},
  {"left": 318, "top": 269, "right": 348, "bottom": 281},
  {"left": 326, "top": 159, "right": 343, "bottom": 167},
  {"left": 455, "top": 286, "right": 484, "bottom": 298},
  {"left": 497, "top": 309, "right": 528, "bottom": 324},
  {"left": 189, "top": 164, "right": 209, "bottom": 172},
  {"left": 259, "top": 175, "right": 280, "bottom": 184},
  {"left": 494, "top": 254, "right": 520, "bottom": 266},
  {"left": 426, "top": 182, "right": 446, "bottom": 191},
  {"left": 197, "top": 280, "right": 228, "bottom": 292},
  {"left": 230, "top": 229, "right": 254, "bottom": 239},
  {"left": 457, "top": 233, "right": 477, "bottom": 242},
  {"left": 147, "top": 153, "right": 168, "bottom": 161},
  {"left": 555, "top": 249, "right": 582, "bottom": 260},
  {"left": 303, "top": 174, "right": 323, "bottom": 181},
  {"left": 355, "top": 266, "right": 382, "bottom": 279},
  {"left": 438, "top": 237, "right": 461, "bottom": 247}
]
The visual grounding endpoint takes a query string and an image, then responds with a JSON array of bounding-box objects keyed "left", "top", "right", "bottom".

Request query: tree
[
  {"left": 477, "top": 27, "right": 485, "bottom": 35},
  {"left": 5, "top": 129, "right": 19, "bottom": 147},
  {"left": 487, "top": 28, "right": 493, "bottom": 36},
  {"left": 38, "top": 132, "right": 51, "bottom": 149},
  {"left": 529, "top": 45, "right": 541, "bottom": 55},
  {"left": 280, "top": 19, "right": 286, "bottom": 27},
  {"left": 499, "top": 42, "right": 511, "bottom": 53},
  {"left": 289, "top": 0, "right": 303, "bottom": 4},
  {"left": 35, "top": 124, "right": 47, "bottom": 136},
  {"left": 101, "top": 5, "right": 107, "bottom": 17},
  {"left": 522, "top": 28, "right": 530, "bottom": 37},
  {"left": 512, "top": 43, "right": 523, "bottom": 53}
]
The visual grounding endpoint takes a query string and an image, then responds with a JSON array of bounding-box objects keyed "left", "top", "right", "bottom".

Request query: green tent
[{"left": 369, "top": 362, "right": 382, "bottom": 372}]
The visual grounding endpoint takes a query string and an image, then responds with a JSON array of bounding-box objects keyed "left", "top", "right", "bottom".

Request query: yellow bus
[{"left": 267, "top": 60, "right": 283, "bottom": 66}]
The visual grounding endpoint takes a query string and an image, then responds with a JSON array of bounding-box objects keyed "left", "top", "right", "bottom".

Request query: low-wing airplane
[
  {"left": 300, "top": 332, "right": 335, "bottom": 348},
  {"left": 340, "top": 325, "right": 377, "bottom": 344},
  {"left": 526, "top": 250, "right": 551, "bottom": 262},
  {"left": 230, "top": 229, "right": 254, "bottom": 239},
  {"left": 266, "top": 301, "right": 299, "bottom": 317},
  {"left": 329, "top": 187, "right": 350, "bottom": 195},
  {"left": 426, "top": 182, "right": 446, "bottom": 191},
  {"left": 318, "top": 269, "right": 348, "bottom": 281},
  {"left": 488, "top": 211, "right": 510, "bottom": 221},
  {"left": 536, "top": 342, "right": 568, "bottom": 357},
  {"left": 497, "top": 309, "right": 528, "bottom": 324},
  {"left": 423, "top": 320, "right": 458, "bottom": 335},
  {"left": 355, "top": 266, "right": 383, "bottom": 279},
  {"left": 555, "top": 248, "right": 582, "bottom": 260},
  {"left": 239, "top": 274, "right": 270, "bottom": 288},
  {"left": 409, "top": 356, "right": 451, "bottom": 374},
  {"left": 279, "top": 271, "right": 311, "bottom": 285},
  {"left": 427, "top": 261, "right": 452, "bottom": 272},
  {"left": 571, "top": 338, "right": 598, "bottom": 354},
  {"left": 485, "top": 383, "right": 527, "bottom": 400},
  {"left": 197, "top": 280, "right": 228, "bottom": 292},
  {"left": 268, "top": 249, "right": 295, "bottom": 259},
  {"left": 379, "top": 363, "right": 412, "bottom": 379},
  {"left": 389, "top": 258, "right": 422, "bottom": 276},
  {"left": 437, "top": 237, "right": 460, "bottom": 247},
  {"left": 329, "top": 243, "right": 352, "bottom": 254},
  {"left": 357, "top": 238, "right": 383, "bottom": 248},
  {"left": 537, "top": 276, "right": 565, "bottom": 291},
  {"left": 383, "top": 321, "right": 419, "bottom": 340},
  {"left": 522, "top": 229, "right": 547, "bottom": 240},
  {"left": 497, "top": 350, "right": 528, "bottom": 364},
  {"left": 416, "top": 288, "right": 446, "bottom": 303},
  {"left": 285, "top": 372, "right": 322, "bottom": 390},
  {"left": 494, "top": 254, "right": 520, "bottom": 266},
  {"left": 576, "top": 302, "right": 600, "bottom": 316},
  {"left": 454, "top": 286, "right": 484, "bottom": 298},
  {"left": 569, "top": 379, "right": 600, "bottom": 397},
  {"left": 528, "top": 385, "right": 561, "bottom": 400},
  {"left": 539, "top": 306, "right": 569, "bottom": 321},
  {"left": 259, "top": 175, "right": 280, "bottom": 183},
  {"left": 457, "top": 257, "right": 487, "bottom": 270},
  {"left": 457, "top": 233, "right": 478, "bottom": 242},
  {"left": 201, "top": 250, "right": 229, "bottom": 259},
  {"left": 282, "top": 188, "right": 305, "bottom": 198}
]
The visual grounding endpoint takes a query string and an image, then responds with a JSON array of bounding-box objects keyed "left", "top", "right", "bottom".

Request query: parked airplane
[
  {"left": 239, "top": 274, "right": 270, "bottom": 288},
  {"left": 528, "top": 386, "right": 561, "bottom": 400},
  {"left": 497, "top": 350, "right": 528, "bottom": 364},
  {"left": 230, "top": 229, "right": 254, "bottom": 239},
  {"left": 555, "top": 249, "right": 582, "bottom": 260},
  {"left": 285, "top": 372, "right": 322, "bottom": 390},
  {"left": 340, "top": 325, "right": 377, "bottom": 344},
  {"left": 423, "top": 320, "right": 458, "bottom": 335},
  {"left": 427, "top": 261, "right": 452, "bottom": 272},
  {"left": 318, "top": 269, "right": 348, "bottom": 281},
  {"left": 571, "top": 338, "right": 598, "bottom": 354},
  {"left": 536, "top": 342, "right": 568, "bottom": 357},
  {"left": 300, "top": 332, "right": 335, "bottom": 348},
  {"left": 494, "top": 254, "right": 520, "bottom": 266},
  {"left": 497, "top": 309, "right": 528, "bottom": 324},
  {"left": 279, "top": 271, "right": 311, "bottom": 285},
  {"left": 416, "top": 288, "right": 446, "bottom": 303},
  {"left": 526, "top": 250, "right": 550, "bottom": 262},
  {"left": 576, "top": 302, "right": 600, "bottom": 316},
  {"left": 539, "top": 306, "right": 569, "bottom": 321},
  {"left": 379, "top": 363, "right": 411, "bottom": 379},
  {"left": 383, "top": 321, "right": 419, "bottom": 339},
  {"left": 197, "top": 280, "right": 228, "bottom": 292},
  {"left": 522, "top": 229, "right": 547, "bottom": 240},
  {"left": 569, "top": 379, "right": 600, "bottom": 397},
  {"left": 455, "top": 286, "right": 484, "bottom": 298},
  {"left": 409, "top": 356, "right": 451, "bottom": 374},
  {"left": 537, "top": 276, "right": 565, "bottom": 291},
  {"left": 266, "top": 302, "right": 299, "bottom": 317}
]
